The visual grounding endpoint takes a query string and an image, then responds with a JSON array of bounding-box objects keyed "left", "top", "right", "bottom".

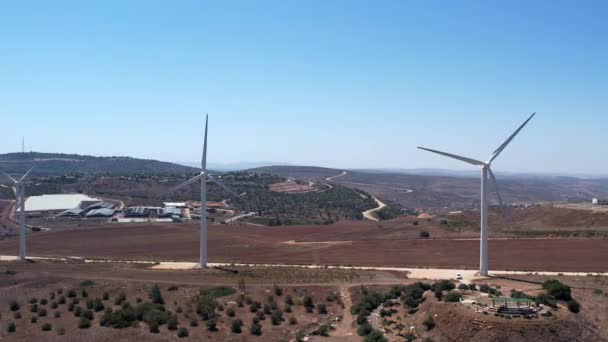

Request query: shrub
[
  {"left": 543, "top": 280, "right": 572, "bottom": 301},
  {"left": 176, "top": 306, "right": 183, "bottom": 313},
  {"left": 67, "top": 289, "right": 77, "bottom": 298},
  {"left": 7, "top": 322, "right": 16, "bottom": 333},
  {"left": 317, "top": 303, "right": 328, "bottom": 314},
  {"left": 54, "top": 311, "right": 60, "bottom": 318},
  {"left": 114, "top": 292, "right": 126, "bottom": 305},
  {"left": 256, "top": 310, "right": 266, "bottom": 321},
  {"left": 82, "top": 309, "right": 94, "bottom": 320},
  {"left": 206, "top": 317, "right": 218, "bottom": 331},
  {"left": 38, "top": 308, "right": 47, "bottom": 317},
  {"left": 189, "top": 318, "right": 198, "bottom": 327},
  {"left": 31, "top": 316, "right": 38, "bottom": 323},
  {"left": 289, "top": 316, "right": 298, "bottom": 325},
  {"left": 58, "top": 296, "right": 66, "bottom": 305},
  {"left": 50, "top": 301, "right": 58, "bottom": 309},
  {"left": 102, "top": 292, "right": 109, "bottom": 300},
  {"left": 444, "top": 291, "right": 463, "bottom": 302},
  {"left": 296, "top": 330, "right": 306, "bottom": 342},
  {"left": 420, "top": 231, "right": 430, "bottom": 238},
  {"left": 315, "top": 324, "right": 330, "bottom": 336},
  {"left": 149, "top": 284, "right": 164, "bottom": 304},
  {"left": 567, "top": 299, "right": 581, "bottom": 313},
  {"left": 79, "top": 317, "right": 91, "bottom": 329},
  {"left": 40, "top": 298, "right": 48, "bottom": 305},
  {"left": 177, "top": 327, "right": 189, "bottom": 338},
  {"left": 284, "top": 304, "right": 292, "bottom": 313},
  {"left": 357, "top": 322, "right": 373, "bottom": 336},
  {"left": 57, "top": 288, "right": 64, "bottom": 295},
  {"left": 5, "top": 269, "right": 17, "bottom": 275},
  {"left": 285, "top": 295, "right": 294, "bottom": 305},
  {"left": 167, "top": 316, "right": 178, "bottom": 330},
  {"left": 68, "top": 303, "right": 74, "bottom": 312},
  {"left": 9, "top": 301, "right": 20, "bottom": 312},
  {"left": 271, "top": 310, "right": 284, "bottom": 325},
  {"left": 149, "top": 322, "right": 160, "bottom": 333},
  {"left": 365, "top": 329, "right": 388, "bottom": 342},
  {"left": 81, "top": 290, "right": 88, "bottom": 298},
  {"left": 29, "top": 297, "right": 38, "bottom": 304},
  {"left": 86, "top": 299, "right": 94, "bottom": 310},
  {"left": 250, "top": 318, "right": 263, "bottom": 335},
  {"left": 168, "top": 285, "right": 179, "bottom": 291},
  {"left": 80, "top": 280, "right": 95, "bottom": 287},
  {"left": 231, "top": 319, "right": 243, "bottom": 333},
  {"left": 198, "top": 286, "right": 236, "bottom": 299},
  {"left": 42, "top": 323, "right": 52, "bottom": 331},
  {"left": 14, "top": 311, "right": 22, "bottom": 319},
  {"left": 535, "top": 294, "right": 557, "bottom": 308},
  {"left": 263, "top": 303, "right": 272, "bottom": 315},
  {"left": 30, "top": 303, "right": 39, "bottom": 313},
  {"left": 250, "top": 301, "right": 261, "bottom": 312},
  {"left": 423, "top": 315, "right": 436, "bottom": 330},
  {"left": 93, "top": 298, "right": 105, "bottom": 312},
  {"left": 273, "top": 284, "right": 283, "bottom": 296},
  {"left": 74, "top": 306, "right": 82, "bottom": 317}
]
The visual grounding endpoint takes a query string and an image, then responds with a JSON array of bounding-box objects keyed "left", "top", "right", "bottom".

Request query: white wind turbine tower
[
  {"left": 170, "top": 115, "right": 241, "bottom": 268},
  {"left": 418, "top": 113, "right": 536, "bottom": 276},
  {"left": 1, "top": 167, "right": 34, "bottom": 262}
]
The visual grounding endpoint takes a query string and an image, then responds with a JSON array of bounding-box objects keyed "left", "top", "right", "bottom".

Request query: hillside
[
  {"left": 0, "top": 152, "right": 198, "bottom": 176},
  {"left": 253, "top": 165, "right": 608, "bottom": 209}
]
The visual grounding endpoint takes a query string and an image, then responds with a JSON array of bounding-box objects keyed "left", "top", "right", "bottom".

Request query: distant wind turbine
[
  {"left": 418, "top": 113, "right": 536, "bottom": 276},
  {"left": 1, "top": 167, "right": 35, "bottom": 262},
  {"left": 169, "top": 115, "right": 242, "bottom": 268}
]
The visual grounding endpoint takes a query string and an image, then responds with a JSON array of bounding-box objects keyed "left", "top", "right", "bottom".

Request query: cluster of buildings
[{"left": 22, "top": 194, "right": 226, "bottom": 223}]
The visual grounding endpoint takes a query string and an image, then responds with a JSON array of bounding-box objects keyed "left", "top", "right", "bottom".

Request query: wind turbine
[
  {"left": 1, "top": 167, "right": 34, "bottom": 262},
  {"left": 418, "top": 113, "right": 536, "bottom": 276},
  {"left": 170, "top": 115, "right": 241, "bottom": 268}
]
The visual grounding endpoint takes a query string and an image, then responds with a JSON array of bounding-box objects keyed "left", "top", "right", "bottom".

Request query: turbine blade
[
  {"left": 488, "top": 168, "right": 508, "bottom": 219},
  {"left": 202, "top": 114, "right": 208, "bottom": 171},
  {"left": 19, "top": 167, "right": 34, "bottom": 182},
  {"left": 169, "top": 174, "right": 203, "bottom": 193},
  {"left": 489, "top": 112, "right": 536, "bottom": 163},
  {"left": 207, "top": 174, "right": 240, "bottom": 198},
  {"left": 417, "top": 147, "right": 485, "bottom": 166},
  {"left": 1, "top": 171, "right": 17, "bottom": 184}
]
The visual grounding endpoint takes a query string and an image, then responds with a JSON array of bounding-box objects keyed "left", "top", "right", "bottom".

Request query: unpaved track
[{"left": 362, "top": 196, "right": 387, "bottom": 221}]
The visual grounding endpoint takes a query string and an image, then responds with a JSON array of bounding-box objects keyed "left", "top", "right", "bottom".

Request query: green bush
[
  {"left": 444, "top": 290, "right": 463, "bottom": 302},
  {"left": 177, "top": 327, "right": 189, "bottom": 338},
  {"left": 148, "top": 284, "right": 164, "bottom": 305},
  {"left": 271, "top": 310, "right": 284, "bottom": 325},
  {"left": 114, "top": 292, "right": 126, "bottom": 305},
  {"left": 81, "top": 290, "right": 88, "bottom": 298},
  {"left": 7, "top": 322, "right": 16, "bottom": 333},
  {"left": 420, "top": 231, "right": 430, "bottom": 238},
  {"left": 29, "top": 297, "right": 38, "bottom": 304},
  {"left": 198, "top": 286, "right": 236, "bottom": 299},
  {"left": 250, "top": 301, "right": 261, "bottom": 312},
  {"left": 40, "top": 298, "right": 48, "bottom": 305},
  {"left": 82, "top": 310, "right": 94, "bottom": 320},
  {"left": 357, "top": 322, "right": 373, "bottom": 336},
  {"left": 284, "top": 304, "right": 292, "bottom": 313},
  {"left": 37, "top": 308, "right": 47, "bottom": 317},
  {"left": 74, "top": 306, "right": 82, "bottom": 317},
  {"left": 42, "top": 323, "right": 52, "bottom": 331},
  {"left": 317, "top": 303, "right": 328, "bottom": 314},
  {"left": 9, "top": 301, "right": 20, "bottom": 312},
  {"left": 364, "top": 329, "right": 388, "bottom": 342},
  {"left": 231, "top": 319, "right": 243, "bottom": 333},
  {"left": 58, "top": 296, "right": 66, "bottom": 305},
  {"left": 149, "top": 322, "right": 160, "bottom": 333},
  {"left": 314, "top": 324, "right": 330, "bottom": 336},
  {"left": 80, "top": 280, "right": 95, "bottom": 287},
  {"left": 102, "top": 292, "right": 109, "bottom": 300},
  {"left": 67, "top": 289, "right": 77, "bottom": 298},
  {"left": 289, "top": 316, "right": 298, "bottom": 325},
  {"left": 567, "top": 299, "right": 581, "bottom": 313},
  {"left": 285, "top": 295, "right": 294, "bottom": 305},
  {"left": 167, "top": 316, "right": 178, "bottom": 330},
  {"left": 168, "top": 285, "right": 178, "bottom": 291},
  {"left": 543, "top": 280, "right": 572, "bottom": 301},
  {"left": 206, "top": 317, "right": 218, "bottom": 331},
  {"left": 423, "top": 315, "right": 436, "bottom": 331},
  {"left": 79, "top": 317, "right": 91, "bottom": 329},
  {"left": 14, "top": 311, "right": 22, "bottom": 319},
  {"left": 226, "top": 307, "right": 236, "bottom": 317},
  {"left": 250, "top": 318, "right": 262, "bottom": 335},
  {"left": 31, "top": 316, "right": 38, "bottom": 323},
  {"left": 535, "top": 294, "right": 557, "bottom": 308},
  {"left": 273, "top": 284, "right": 284, "bottom": 296},
  {"left": 93, "top": 298, "right": 105, "bottom": 312},
  {"left": 50, "top": 301, "right": 58, "bottom": 309}
]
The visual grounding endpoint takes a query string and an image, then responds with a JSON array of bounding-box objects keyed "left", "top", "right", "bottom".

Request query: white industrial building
[{"left": 25, "top": 194, "right": 101, "bottom": 215}]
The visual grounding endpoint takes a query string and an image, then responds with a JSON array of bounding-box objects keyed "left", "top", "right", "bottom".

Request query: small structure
[{"left": 491, "top": 297, "right": 536, "bottom": 315}]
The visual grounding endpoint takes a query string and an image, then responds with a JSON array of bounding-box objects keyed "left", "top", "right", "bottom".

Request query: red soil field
[{"left": 1, "top": 222, "right": 607, "bottom": 272}]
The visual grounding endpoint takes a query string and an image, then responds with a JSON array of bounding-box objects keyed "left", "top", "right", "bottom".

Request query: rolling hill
[{"left": 0, "top": 152, "right": 198, "bottom": 176}]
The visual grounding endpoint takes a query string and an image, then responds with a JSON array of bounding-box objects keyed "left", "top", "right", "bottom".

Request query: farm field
[{"left": 0, "top": 222, "right": 607, "bottom": 272}]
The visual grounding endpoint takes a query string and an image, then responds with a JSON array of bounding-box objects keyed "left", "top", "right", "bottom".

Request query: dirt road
[{"left": 362, "top": 196, "right": 387, "bottom": 221}]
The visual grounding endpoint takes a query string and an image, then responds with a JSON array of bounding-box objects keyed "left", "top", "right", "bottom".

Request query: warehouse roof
[{"left": 25, "top": 194, "right": 101, "bottom": 212}]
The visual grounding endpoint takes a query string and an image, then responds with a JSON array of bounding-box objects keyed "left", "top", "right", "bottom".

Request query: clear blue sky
[{"left": 1, "top": 1, "right": 606, "bottom": 174}]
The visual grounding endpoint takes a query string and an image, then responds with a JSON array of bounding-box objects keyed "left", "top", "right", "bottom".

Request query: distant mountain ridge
[{"left": 0, "top": 152, "right": 198, "bottom": 176}]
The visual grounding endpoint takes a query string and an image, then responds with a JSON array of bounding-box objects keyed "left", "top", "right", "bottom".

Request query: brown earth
[{"left": 0, "top": 222, "right": 607, "bottom": 272}]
